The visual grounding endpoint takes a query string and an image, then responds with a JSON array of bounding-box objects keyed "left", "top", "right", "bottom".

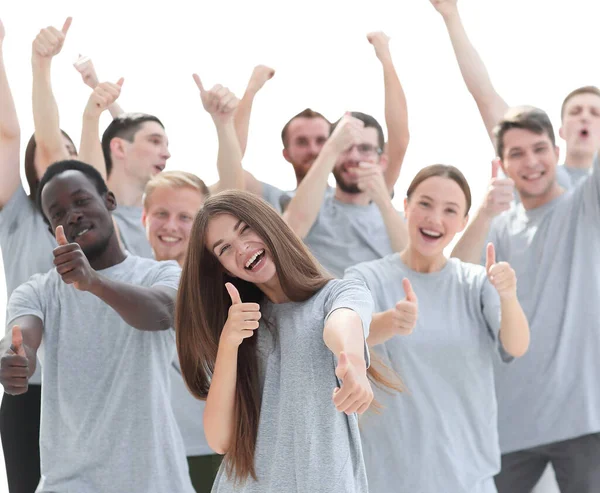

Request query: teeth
[
  {"left": 76, "top": 228, "right": 89, "bottom": 238},
  {"left": 421, "top": 229, "right": 442, "bottom": 238},
  {"left": 245, "top": 249, "right": 264, "bottom": 269},
  {"left": 160, "top": 236, "right": 179, "bottom": 243},
  {"left": 524, "top": 172, "right": 542, "bottom": 180}
]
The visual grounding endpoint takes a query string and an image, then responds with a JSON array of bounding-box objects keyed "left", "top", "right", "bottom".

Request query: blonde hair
[{"left": 143, "top": 171, "right": 210, "bottom": 209}]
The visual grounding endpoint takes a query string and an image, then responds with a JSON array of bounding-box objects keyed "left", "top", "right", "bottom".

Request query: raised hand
[
  {"left": 429, "top": 0, "right": 459, "bottom": 17},
  {"left": 53, "top": 225, "right": 99, "bottom": 291},
  {"left": 481, "top": 158, "right": 514, "bottom": 219},
  {"left": 0, "top": 326, "right": 30, "bottom": 395},
  {"left": 193, "top": 75, "right": 239, "bottom": 124},
  {"left": 332, "top": 351, "right": 374, "bottom": 415},
  {"left": 355, "top": 162, "right": 388, "bottom": 204},
  {"left": 327, "top": 114, "right": 364, "bottom": 155},
  {"left": 486, "top": 243, "right": 517, "bottom": 300},
  {"left": 367, "top": 31, "right": 391, "bottom": 62},
  {"left": 394, "top": 278, "right": 418, "bottom": 335},
  {"left": 32, "top": 17, "right": 72, "bottom": 59},
  {"left": 220, "top": 283, "right": 261, "bottom": 348},
  {"left": 73, "top": 54, "right": 100, "bottom": 89},
  {"left": 84, "top": 78, "right": 124, "bottom": 118},
  {"left": 246, "top": 65, "right": 275, "bottom": 95}
]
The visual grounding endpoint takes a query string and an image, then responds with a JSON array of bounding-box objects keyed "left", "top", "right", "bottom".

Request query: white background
[{"left": 2, "top": 0, "right": 599, "bottom": 490}]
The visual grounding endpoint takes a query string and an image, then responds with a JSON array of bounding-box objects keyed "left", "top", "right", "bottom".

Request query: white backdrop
[{"left": 2, "top": 0, "right": 599, "bottom": 490}]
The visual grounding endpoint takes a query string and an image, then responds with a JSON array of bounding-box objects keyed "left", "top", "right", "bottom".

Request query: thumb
[
  {"left": 491, "top": 158, "right": 500, "bottom": 179},
  {"left": 55, "top": 225, "right": 68, "bottom": 246},
  {"left": 225, "top": 282, "right": 242, "bottom": 305},
  {"left": 335, "top": 351, "right": 349, "bottom": 379},
  {"left": 116, "top": 77, "right": 124, "bottom": 87},
  {"left": 11, "top": 326, "right": 23, "bottom": 353},
  {"left": 402, "top": 278, "right": 417, "bottom": 303},
  {"left": 192, "top": 74, "right": 205, "bottom": 93},
  {"left": 61, "top": 17, "right": 72, "bottom": 35},
  {"left": 486, "top": 242, "right": 496, "bottom": 272}
]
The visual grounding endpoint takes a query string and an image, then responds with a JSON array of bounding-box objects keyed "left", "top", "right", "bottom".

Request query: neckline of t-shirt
[
  {"left": 96, "top": 252, "right": 133, "bottom": 274},
  {"left": 391, "top": 253, "right": 454, "bottom": 279},
  {"left": 517, "top": 191, "right": 568, "bottom": 220}
]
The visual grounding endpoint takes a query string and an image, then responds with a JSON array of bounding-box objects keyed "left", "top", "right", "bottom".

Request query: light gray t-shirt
[
  {"left": 346, "top": 255, "right": 505, "bottom": 493},
  {"left": 170, "top": 359, "right": 212, "bottom": 457},
  {"left": 113, "top": 205, "right": 154, "bottom": 258},
  {"left": 260, "top": 181, "right": 290, "bottom": 214},
  {"left": 7, "top": 255, "right": 194, "bottom": 493},
  {"left": 304, "top": 194, "right": 395, "bottom": 278},
  {"left": 0, "top": 185, "right": 54, "bottom": 385},
  {"left": 211, "top": 278, "right": 373, "bottom": 493},
  {"left": 484, "top": 155, "right": 600, "bottom": 453}
]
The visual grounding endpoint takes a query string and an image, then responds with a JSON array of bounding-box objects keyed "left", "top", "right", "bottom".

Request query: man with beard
[
  {"left": 234, "top": 32, "right": 409, "bottom": 213},
  {"left": 0, "top": 160, "right": 194, "bottom": 493},
  {"left": 283, "top": 111, "right": 408, "bottom": 277}
]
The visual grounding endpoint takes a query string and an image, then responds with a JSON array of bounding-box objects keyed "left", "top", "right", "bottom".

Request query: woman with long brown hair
[
  {"left": 345, "top": 165, "right": 531, "bottom": 493},
  {"left": 176, "top": 190, "right": 392, "bottom": 492}
]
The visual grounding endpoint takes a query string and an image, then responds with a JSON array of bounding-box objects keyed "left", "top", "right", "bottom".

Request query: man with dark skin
[{"left": 0, "top": 160, "right": 194, "bottom": 493}]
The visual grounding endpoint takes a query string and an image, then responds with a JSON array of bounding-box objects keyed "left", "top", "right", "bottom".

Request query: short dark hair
[
  {"left": 560, "top": 86, "right": 600, "bottom": 120},
  {"left": 493, "top": 106, "right": 555, "bottom": 159},
  {"left": 101, "top": 113, "right": 165, "bottom": 177},
  {"left": 280, "top": 108, "right": 331, "bottom": 147},
  {"left": 330, "top": 111, "right": 385, "bottom": 151},
  {"left": 36, "top": 160, "right": 109, "bottom": 224},
  {"left": 24, "top": 130, "right": 77, "bottom": 204}
]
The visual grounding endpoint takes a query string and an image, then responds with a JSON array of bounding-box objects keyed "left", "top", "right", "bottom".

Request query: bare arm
[
  {"left": 31, "top": 18, "right": 73, "bottom": 169},
  {"left": 74, "top": 55, "right": 124, "bottom": 118},
  {"left": 498, "top": 296, "right": 529, "bottom": 358},
  {"left": 323, "top": 308, "right": 368, "bottom": 364},
  {"left": 283, "top": 116, "right": 363, "bottom": 238},
  {"left": 234, "top": 65, "right": 274, "bottom": 157},
  {"left": 0, "top": 21, "right": 21, "bottom": 208},
  {"left": 367, "top": 32, "right": 410, "bottom": 190},
  {"left": 78, "top": 79, "right": 124, "bottom": 180},
  {"left": 430, "top": 0, "right": 508, "bottom": 144}
]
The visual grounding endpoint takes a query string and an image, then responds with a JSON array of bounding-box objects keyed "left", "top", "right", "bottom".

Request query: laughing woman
[
  {"left": 175, "top": 190, "right": 398, "bottom": 493},
  {"left": 345, "top": 165, "right": 530, "bottom": 493}
]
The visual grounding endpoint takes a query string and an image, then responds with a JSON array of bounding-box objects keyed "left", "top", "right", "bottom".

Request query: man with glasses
[{"left": 282, "top": 111, "right": 408, "bottom": 277}]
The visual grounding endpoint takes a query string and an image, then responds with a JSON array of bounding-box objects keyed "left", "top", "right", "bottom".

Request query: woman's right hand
[{"left": 220, "top": 283, "right": 261, "bottom": 348}]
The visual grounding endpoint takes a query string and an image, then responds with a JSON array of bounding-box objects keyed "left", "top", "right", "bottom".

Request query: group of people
[{"left": 0, "top": 0, "right": 598, "bottom": 492}]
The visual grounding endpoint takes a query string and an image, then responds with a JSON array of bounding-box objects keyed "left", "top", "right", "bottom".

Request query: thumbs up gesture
[
  {"left": 32, "top": 17, "right": 72, "bottom": 59},
  {"left": 486, "top": 243, "right": 517, "bottom": 300},
  {"left": 53, "top": 225, "right": 98, "bottom": 291},
  {"left": 332, "top": 351, "right": 374, "bottom": 415},
  {"left": 480, "top": 158, "right": 514, "bottom": 220},
  {"left": 193, "top": 74, "right": 239, "bottom": 124},
  {"left": 0, "top": 326, "right": 30, "bottom": 395},
  {"left": 220, "top": 283, "right": 262, "bottom": 348},
  {"left": 84, "top": 78, "right": 124, "bottom": 118},
  {"left": 389, "top": 278, "right": 419, "bottom": 335}
]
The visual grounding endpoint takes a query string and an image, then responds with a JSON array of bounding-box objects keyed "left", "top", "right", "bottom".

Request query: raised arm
[
  {"left": 283, "top": 115, "right": 363, "bottom": 238},
  {"left": 323, "top": 308, "right": 374, "bottom": 415},
  {"left": 451, "top": 159, "right": 513, "bottom": 262},
  {"left": 74, "top": 55, "right": 125, "bottom": 118},
  {"left": 31, "top": 17, "right": 73, "bottom": 169},
  {"left": 429, "top": 0, "right": 509, "bottom": 144},
  {"left": 0, "top": 317, "right": 44, "bottom": 394},
  {"left": 367, "top": 32, "right": 409, "bottom": 190},
  {"left": 53, "top": 226, "right": 176, "bottom": 331},
  {"left": 354, "top": 162, "right": 408, "bottom": 252},
  {"left": 192, "top": 75, "right": 244, "bottom": 194},
  {"left": 78, "top": 79, "right": 124, "bottom": 179},
  {"left": 0, "top": 19, "right": 21, "bottom": 208}
]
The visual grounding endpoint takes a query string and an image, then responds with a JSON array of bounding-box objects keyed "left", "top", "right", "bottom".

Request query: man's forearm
[
  {"left": 214, "top": 121, "right": 245, "bottom": 192},
  {"left": 450, "top": 209, "right": 493, "bottom": 264},
  {"left": 376, "top": 198, "right": 408, "bottom": 253}
]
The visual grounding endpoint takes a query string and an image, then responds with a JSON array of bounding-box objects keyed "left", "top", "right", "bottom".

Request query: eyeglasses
[{"left": 343, "top": 144, "right": 382, "bottom": 156}]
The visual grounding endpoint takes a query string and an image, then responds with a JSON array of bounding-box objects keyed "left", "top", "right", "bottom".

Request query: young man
[
  {"left": 142, "top": 171, "right": 221, "bottom": 492},
  {"left": 0, "top": 160, "right": 194, "bottom": 493},
  {"left": 236, "top": 32, "right": 409, "bottom": 212},
  {"left": 429, "top": 0, "right": 598, "bottom": 187},
  {"left": 452, "top": 106, "right": 600, "bottom": 492}
]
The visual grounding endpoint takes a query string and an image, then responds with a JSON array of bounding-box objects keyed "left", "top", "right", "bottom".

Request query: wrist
[
  {"left": 85, "top": 271, "right": 104, "bottom": 295},
  {"left": 499, "top": 291, "right": 518, "bottom": 303},
  {"left": 442, "top": 9, "right": 461, "bottom": 23},
  {"left": 31, "top": 55, "right": 51, "bottom": 69}
]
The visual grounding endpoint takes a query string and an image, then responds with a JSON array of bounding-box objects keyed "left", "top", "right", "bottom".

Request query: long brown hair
[{"left": 175, "top": 190, "right": 399, "bottom": 483}]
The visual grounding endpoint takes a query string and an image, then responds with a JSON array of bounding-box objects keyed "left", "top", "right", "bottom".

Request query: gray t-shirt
[
  {"left": 0, "top": 185, "right": 55, "bottom": 385},
  {"left": 211, "top": 278, "right": 373, "bottom": 493},
  {"left": 260, "top": 182, "right": 290, "bottom": 214},
  {"left": 7, "top": 255, "right": 194, "bottom": 493},
  {"left": 346, "top": 255, "right": 505, "bottom": 493},
  {"left": 484, "top": 155, "right": 600, "bottom": 453},
  {"left": 304, "top": 194, "right": 395, "bottom": 278},
  {"left": 113, "top": 205, "right": 154, "bottom": 258},
  {"left": 170, "top": 359, "right": 212, "bottom": 457}
]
